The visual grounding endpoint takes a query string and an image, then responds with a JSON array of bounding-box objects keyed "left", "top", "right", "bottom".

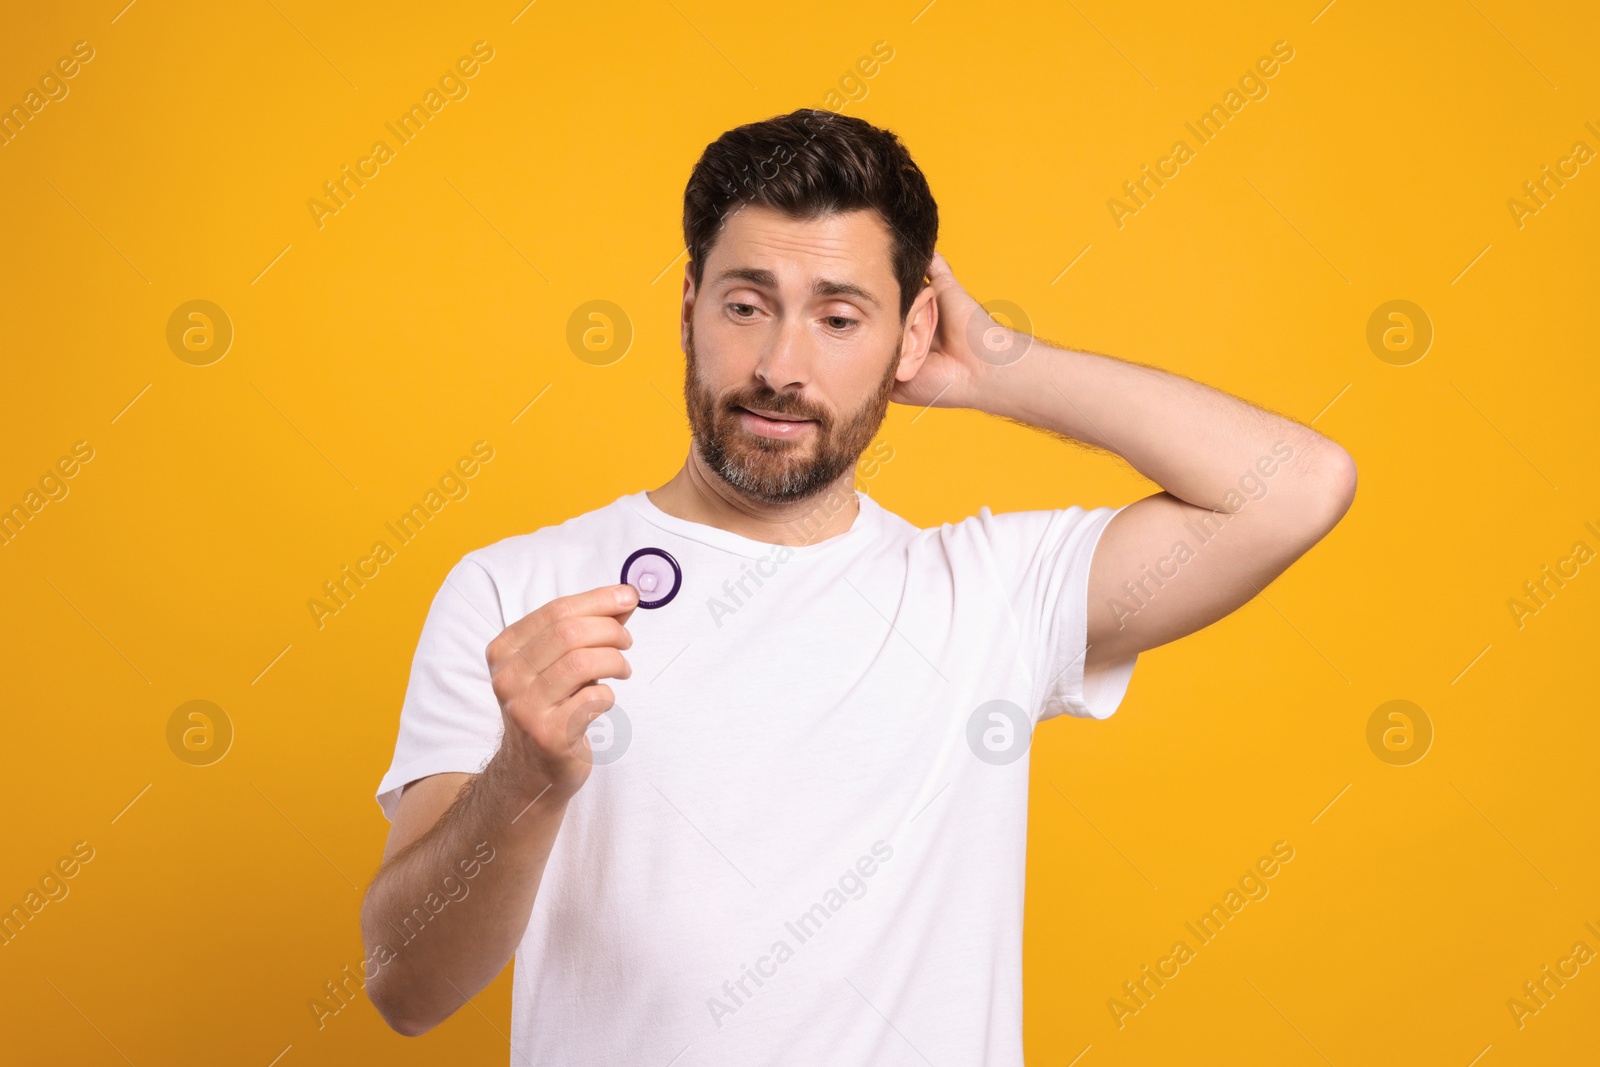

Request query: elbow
[
  {"left": 1307, "top": 443, "right": 1357, "bottom": 532},
  {"left": 1275, "top": 439, "right": 1356, "bottom": 540},
  {"left": 368, "top": 978, "right": 442, "bottom": 1038},
  {"left": 360, "top": 926, "right": 444, "bottom": 1038},
  {"left": 389, "top": 1016, "right": 439, "bottom": 1040}
]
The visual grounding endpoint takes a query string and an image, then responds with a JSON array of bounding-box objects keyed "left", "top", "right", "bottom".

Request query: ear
[
  {"left": 680, "top": 261, "right": 697, "bottom": 352},
  {"left": 894, "top": 276, "right": 938, "bottom": 383}
]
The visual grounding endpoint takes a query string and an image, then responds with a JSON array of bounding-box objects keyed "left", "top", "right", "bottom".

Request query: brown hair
[{"left": 682, "top": 109, "right": 939, "bottom": 322}]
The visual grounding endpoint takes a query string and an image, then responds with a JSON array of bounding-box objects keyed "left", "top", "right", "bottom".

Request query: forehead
[{"left": 705, "top": 204, "right": 895, "bottom": 293}]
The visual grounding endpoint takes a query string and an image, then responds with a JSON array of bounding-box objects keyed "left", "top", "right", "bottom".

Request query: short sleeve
[
  {"left": 374, "top": 555, "right": 508, "bottom": 821},
  {"left": 970, "top": 503, "right": 1139, "bottom": 723}
]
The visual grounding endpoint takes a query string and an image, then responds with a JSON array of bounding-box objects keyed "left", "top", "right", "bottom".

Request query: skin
[
  {"left": 361, "top": 200, "right": 1356, "bottom": 1036},
  {"left": 653, "top": 202, "right": 930, "bottom": 536}
]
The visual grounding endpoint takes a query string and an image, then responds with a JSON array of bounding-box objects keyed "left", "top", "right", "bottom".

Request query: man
[{"left": 363, "top": 108, "right": 1355, "bottom": 1063}]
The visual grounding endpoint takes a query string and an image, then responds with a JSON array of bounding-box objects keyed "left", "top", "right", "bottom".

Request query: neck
[{"left": 648, "top": 449, "right": 861, "bottom": 547}]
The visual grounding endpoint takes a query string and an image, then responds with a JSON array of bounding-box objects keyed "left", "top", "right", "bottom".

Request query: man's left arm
[
  {"left": 909, "top": 253, "right": 1358, "bottom": 674},
  {"left": 986, "top": 339, "right": 1356, "bottom": 673}
]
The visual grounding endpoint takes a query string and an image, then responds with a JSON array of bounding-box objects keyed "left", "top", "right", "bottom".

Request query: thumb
[{"left": 926, "top": 251, "right": 976, "bottom": 307}]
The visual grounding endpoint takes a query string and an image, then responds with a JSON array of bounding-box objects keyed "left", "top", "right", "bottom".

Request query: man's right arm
[
  {"left": 359, "top": 754, "right": 570, "bottom": 1036},
  {"left": 361, "top": 582, "right": 639, "bottom": 1036}
]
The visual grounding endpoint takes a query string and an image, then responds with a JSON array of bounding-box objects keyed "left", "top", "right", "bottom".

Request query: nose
[{"left": 753, "top": 315, "right": 811, "bottom": 394}]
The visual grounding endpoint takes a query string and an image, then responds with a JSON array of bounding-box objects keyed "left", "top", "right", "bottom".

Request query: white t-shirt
[{"left": 376, "top": 487, "right": 1139, "bottom": 1065}]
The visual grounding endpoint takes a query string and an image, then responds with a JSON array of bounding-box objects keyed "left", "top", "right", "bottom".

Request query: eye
[
  {"left": 727, "top": 303, "right": 758, "bottom": 319},
  {"left": 824, "top": 315, "right": 857, "bottom": 331}
]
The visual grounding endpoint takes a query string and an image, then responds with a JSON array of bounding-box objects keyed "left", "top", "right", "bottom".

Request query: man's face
[{"left": 682, "top": 204, "right": 914, "bottom": 506}]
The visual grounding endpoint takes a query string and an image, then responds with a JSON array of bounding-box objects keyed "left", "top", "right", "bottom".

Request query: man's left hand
[{"left": 890, "top": 251, "right": 1020, "bottom": 412}]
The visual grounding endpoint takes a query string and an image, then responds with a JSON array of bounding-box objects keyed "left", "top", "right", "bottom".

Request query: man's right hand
[{"left": 486, "top": 583, "right": 639, "bottom": 803}]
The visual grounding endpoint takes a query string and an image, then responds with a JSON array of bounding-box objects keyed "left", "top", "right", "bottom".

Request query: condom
[{"left": 620, "top": 547, "right": 682, "bottom": 609}]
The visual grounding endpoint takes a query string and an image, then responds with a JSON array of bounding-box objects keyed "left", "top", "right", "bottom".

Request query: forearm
[
  {"left": 980, "top": 336, "right": 1349, "bottom": 511},
  {"left": 360, "top": 749, "right": 570, "bottom": 1036}
]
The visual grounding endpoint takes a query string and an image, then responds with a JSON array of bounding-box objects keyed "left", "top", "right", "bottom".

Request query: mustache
[{"left": 724, "top": 392, "right": 826, "bottom": 422}]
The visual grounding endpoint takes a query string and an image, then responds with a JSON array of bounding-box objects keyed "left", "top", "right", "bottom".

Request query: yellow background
[{"left": 2, "top": 0, "right": 1597, "bottom": 1063}]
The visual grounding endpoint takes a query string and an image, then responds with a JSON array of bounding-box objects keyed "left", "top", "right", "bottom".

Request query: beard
[{"left": 683, "top": 320, "right": 900, "bottom": 506}]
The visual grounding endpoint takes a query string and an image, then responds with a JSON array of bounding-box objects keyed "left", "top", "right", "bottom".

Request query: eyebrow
[{"left": 713, "top": 266, "right": 882, "bottom": 310}]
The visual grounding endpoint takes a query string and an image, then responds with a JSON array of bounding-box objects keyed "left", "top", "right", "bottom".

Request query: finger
[
  {"left": 557, "top": 684, "right": 617, "bottom": 749},
  {"left": 508, "top": 612, "right": 634, "bottom": 679},
  {"left": 491, "top": 584, "right": 637, "bottom": 666},
  {"left": 489, "top": 616, "right": 633, "bottom": 693},
  {"left": 926, "top": 252, "right": 968, "bottom": 301},
  {"left": 533, "top": 646, "right": 632, "bottom": 710}
]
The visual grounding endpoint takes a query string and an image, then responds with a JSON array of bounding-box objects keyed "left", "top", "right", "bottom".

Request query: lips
[
  {"left": 735, "top": 404, "right": 818, "bottom": 441},
  {"left": 739, "top": 406, "right": 814, "bottom": 423}
]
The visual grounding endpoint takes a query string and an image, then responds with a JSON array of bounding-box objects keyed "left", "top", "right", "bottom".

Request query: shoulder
[
  {"left": 888, "top": 502, "right": 1118, "bottom": 574},
  {"left": 885, "top": 501, "right": 1063, "bottom": 547},
  {"left": 868, "top": 498, "right": 1021, "bottom": 569},
  {"left": 459, "top": 492, "right": 634, "bottom": 583}
]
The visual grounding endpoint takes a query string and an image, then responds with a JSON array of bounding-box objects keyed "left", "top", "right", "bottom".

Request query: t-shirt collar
[{"left": 622, "top": 486, "right": 881, "bottom": 559}]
